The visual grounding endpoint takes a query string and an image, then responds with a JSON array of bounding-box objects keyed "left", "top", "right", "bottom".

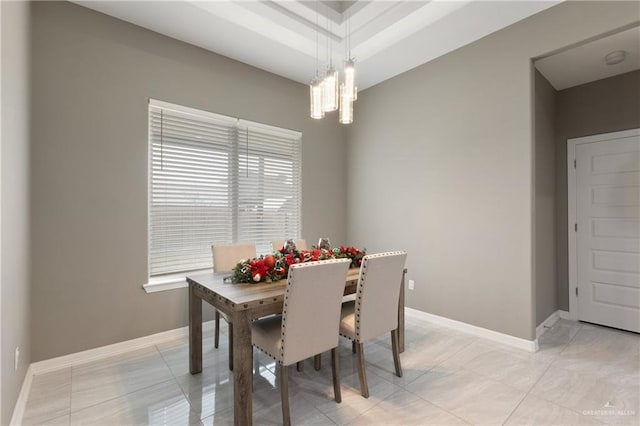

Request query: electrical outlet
[
  {"left": 408, "top": 279, "right": 415, "bottom": 290},
  {"left": 15, "top": 347, "right": 20, "bottom": 371}
]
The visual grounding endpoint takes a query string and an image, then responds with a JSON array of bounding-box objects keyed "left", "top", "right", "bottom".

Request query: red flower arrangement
[{"left": 231, "top": 246, "right": 365, "bottom": 283}]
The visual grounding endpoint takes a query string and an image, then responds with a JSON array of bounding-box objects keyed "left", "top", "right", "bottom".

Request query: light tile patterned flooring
[{"left": 23, "top": 313, "right": 639, "bottom": 425}]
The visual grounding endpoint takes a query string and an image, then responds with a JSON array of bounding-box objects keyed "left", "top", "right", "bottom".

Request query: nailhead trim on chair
[
  {"left": 280, "top": 268, "right": 293, "bottom": 362},
  {"left": 253, "top": 344, "right": 279, "bottom": 361},
  {"left": 355, "top": 259, "right": 367, "bottom": 342}
]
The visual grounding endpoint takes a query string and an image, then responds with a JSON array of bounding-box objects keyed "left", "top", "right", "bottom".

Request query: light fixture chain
[
  {"left": 348, "top": 10, "right": 352, "bottom": 59},
  {"left": 344, "top": 9, "right": 347, "bottom": 60},
  {"left": 326, "top": 4, "right": 330, "bottom": 68},
  {"left": 315, "top": 1, "right": 319, "bottom": 75}
]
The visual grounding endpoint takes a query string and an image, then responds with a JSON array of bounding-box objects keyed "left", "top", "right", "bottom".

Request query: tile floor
[{"left": 22, "top": 313, "right": 639, "bottom": 425}]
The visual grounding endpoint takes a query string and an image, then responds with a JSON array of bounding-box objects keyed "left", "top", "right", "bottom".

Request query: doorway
[
  {"left": 532, "top": 24, "right": 640, "bottom": 330},
  {"left": 567, "top": 129, "right": 640, "bottom": 332}
]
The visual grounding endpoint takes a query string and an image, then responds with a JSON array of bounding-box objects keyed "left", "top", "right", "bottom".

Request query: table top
[{"left": 187, "top": 267, "right": 360, "bottom": 311}]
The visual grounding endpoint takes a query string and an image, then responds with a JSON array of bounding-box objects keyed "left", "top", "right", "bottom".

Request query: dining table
[{"left": 187, "top": 266, "right": 407, "bottom": 426}]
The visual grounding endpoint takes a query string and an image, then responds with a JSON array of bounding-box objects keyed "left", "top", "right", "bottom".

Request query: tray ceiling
[{"left": 73, "top": 0, "right": 562, "bottom": 90}]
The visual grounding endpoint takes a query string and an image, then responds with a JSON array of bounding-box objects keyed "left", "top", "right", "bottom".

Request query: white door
[{"left": 575, "top": 131, "right": 640, "bottom": 332}]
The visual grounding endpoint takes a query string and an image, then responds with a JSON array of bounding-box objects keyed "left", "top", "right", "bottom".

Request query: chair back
[
  {"left": 355, "top": 251, "right": 407, "bottom": 342},
  {"left": 212, "top": 243, "right": 257, "bottom": 273},
  {"left": 280, "top": 259, "right": 351, "bottom": 365},
  {"left": 271, "top": 239, "right": 307, "bottom": 252}
]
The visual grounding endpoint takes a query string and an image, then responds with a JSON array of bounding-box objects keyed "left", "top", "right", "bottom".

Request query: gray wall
[
  {"left": 21, "top": 0, "right": 640, "bottom": 366},
  {"left": 534, "top": 71, "right": 557, "bottom": 326},
  {"left": 1, "top": 1, "right": 32, "bottom": 424},
  {"left": 30, "top": 1, "right": 347, "bottom": 362},
  {"left": 346, "top": 1, "right": 638, "bottom": 340},
  {"left": 555, "top": 70, "right": 640, "bottom": 310}
]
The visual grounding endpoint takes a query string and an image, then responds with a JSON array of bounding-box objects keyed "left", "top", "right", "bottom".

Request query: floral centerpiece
[{"left": 230, "top": 246, "right": 365, "bottom": 283}]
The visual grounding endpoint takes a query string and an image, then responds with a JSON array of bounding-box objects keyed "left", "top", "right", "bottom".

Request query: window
[{"left": 149, "top": 100, "right": 301, "bottom": 277}]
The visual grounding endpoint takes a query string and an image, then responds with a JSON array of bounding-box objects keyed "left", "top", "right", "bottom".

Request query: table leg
[
  {"left": 189, "top": 284, "right": 203, "bottom": 374},
  {"left": 398, "top": 269, "right": 406, "bottom": 353},
  {"left": 232, "top": 310, "right": 253, "bottom": 426}
]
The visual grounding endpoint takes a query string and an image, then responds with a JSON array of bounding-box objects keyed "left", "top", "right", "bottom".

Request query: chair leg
[
  {"left": 331, "top": 348, "right": 342, "bottom": 403},
  {"left": 214, "top": 310, "right": 220, "bottom": 349},
  {"left": 279, "top": 364, "right": 291, "bottom": 426},
  {"left": 228, "top": 323, "right": 233, "bottom": 371},
  {"left": 296, "top": 361, "right": 304, "bottom": 372},
  {"left": 355, "top": 342, "right": 369, "bottom": 398},
  {"left": 314, "top": 354, "right": 322, "bottom": 370},
  {"left": 352, "top": 340, "right": 356, "bottom": 354},
  {"left": 254, "top": 350, "right": 260, "bottom": 375},
  {"left": 391, "top": 329, "right": 403, "bottom": 378}
]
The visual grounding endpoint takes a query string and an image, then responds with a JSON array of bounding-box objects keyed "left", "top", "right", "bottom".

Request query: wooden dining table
[{"left": 187, "top": 266, "right": 407, "bottom": 426}]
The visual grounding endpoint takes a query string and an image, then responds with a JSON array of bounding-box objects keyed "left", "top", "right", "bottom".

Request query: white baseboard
[
  {"left": 536, "top": 310, "right": 561, "bottom": 339},
  {"left": 31, "top": 320, "right": 215, "bottom": 375},
  {"left": 558, "top": 310, "right": 571, "bottom": 320},
  {"left": 11, "top": 320, "right": 216, "bottom": 425},
  {"left": 406, "top": 308, "right": 539, "bottom": 352},
  {"left": 9, "top": 365, "right": 33, "bottom": 426},
  {"left": 10, "top": 307, "right": 552, "bottom": 423}
]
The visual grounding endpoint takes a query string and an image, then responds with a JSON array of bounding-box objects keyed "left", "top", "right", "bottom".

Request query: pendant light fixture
[
  {"left": 310, "top": 77, "right": 324, "bottom": 119},
  {"left": 342, "top": 60, "right": 357, "bottom": 101},
  {"left": 322, "top": 68, "right": 339, "bottom": 112},
  {"left": 342, "top": 11, "right": 357, "bottom": 102},
  {"left": 339, "top": 9, "right": 356, "bottom": 124},
  {"left": 309, "top": 5, "right": 324, "bottom": 119},
  {"left": 310, "top": 3, "right": 357, "bottom": 124},
  {"left": 339, "top": 85, "right": 353, "bottom": 124},
  {"left": 322, "top": 8, "right": 338, "bottom": 112}
]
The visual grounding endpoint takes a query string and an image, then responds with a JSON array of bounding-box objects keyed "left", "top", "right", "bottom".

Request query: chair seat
[
  {"left": 252, "top": 315, "right": 284, "bottom": 361},
  {"left": 339, "top": 300, "right": 356, "bottom": 340}
]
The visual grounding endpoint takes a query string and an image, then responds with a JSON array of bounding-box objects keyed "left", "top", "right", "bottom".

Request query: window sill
[{"left": 142, "top": 269, "right": 212, "bottom": 293}]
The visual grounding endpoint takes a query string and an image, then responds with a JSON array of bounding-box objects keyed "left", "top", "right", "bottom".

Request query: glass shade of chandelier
[
  {"left": 342, "top": 59, "right": 357, "bottom": 101},
  {"left": 309, "top": 77, "right": 324, "bottom": 119},
  {"left": 338, "top": 59, "right": 356, "bottom": 124},
  {"left": 339, "top": 84, "right": 353, "bottom": 124},
  {"left": 322, "top": 67, "right": 339, "bottom": 112}
]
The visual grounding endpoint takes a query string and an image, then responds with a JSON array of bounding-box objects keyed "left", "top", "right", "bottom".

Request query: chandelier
[{"left": 309, "top": 6, "right": 357, "bottom": 124}]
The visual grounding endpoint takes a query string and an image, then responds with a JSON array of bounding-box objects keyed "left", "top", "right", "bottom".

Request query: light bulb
[
  {"left": 322, "top": 68, "right": 339, "bottom": 112},
  {"left": 343, "top": 59, "right": 357, "bottom": 101},
  {"left": 339, "top": 84, "right": 353, "bottom": 124},
  {"left": 309, "top": 78, "right": 324, "bottom": 119}
]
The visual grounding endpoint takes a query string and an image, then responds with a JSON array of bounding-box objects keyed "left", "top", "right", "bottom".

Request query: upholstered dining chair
[
  {"left": 339, "top": 251, "right": 407, "bottom": 398},
  {"left": 271, "top": 239, "right": 307, "bottom": 252},
  {"left": 252, "top": 258, "right": 351, "bottom": 426},
  {"left": 211, "top": 242, "right": 257, "bottom": 370}
]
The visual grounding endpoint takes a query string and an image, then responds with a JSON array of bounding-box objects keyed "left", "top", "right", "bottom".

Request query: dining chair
[
  {"left": 211, "top": 242, "right": 257, "bottom": 370},
  {"left": 271, "top": 239, "right": 307, "bottom": 252},
  {"left": 252, "top": 258, "right": 351, "bottom": 426},
  {"left": 339, "top": 251, "right": 407, "bottom": 398}
]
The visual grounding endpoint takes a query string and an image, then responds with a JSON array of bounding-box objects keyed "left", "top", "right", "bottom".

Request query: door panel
[{"left": 576, "top": 134, "right": 640, "bottom": 332}]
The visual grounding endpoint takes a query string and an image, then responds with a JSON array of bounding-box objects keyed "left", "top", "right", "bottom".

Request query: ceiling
[
  {"left": 73, "top": 0, "right": 561, "bottom": 91},
  {"left": 535, "top": 25, "right": 640, "bottom": 91}
]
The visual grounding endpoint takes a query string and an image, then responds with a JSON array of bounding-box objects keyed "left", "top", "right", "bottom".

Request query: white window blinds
[
  {"left": 237, "top": 125, "right": 302, "bottom": 255},
  {"left": 149, "top": 100, "right": 302, "bottom": 276}
]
